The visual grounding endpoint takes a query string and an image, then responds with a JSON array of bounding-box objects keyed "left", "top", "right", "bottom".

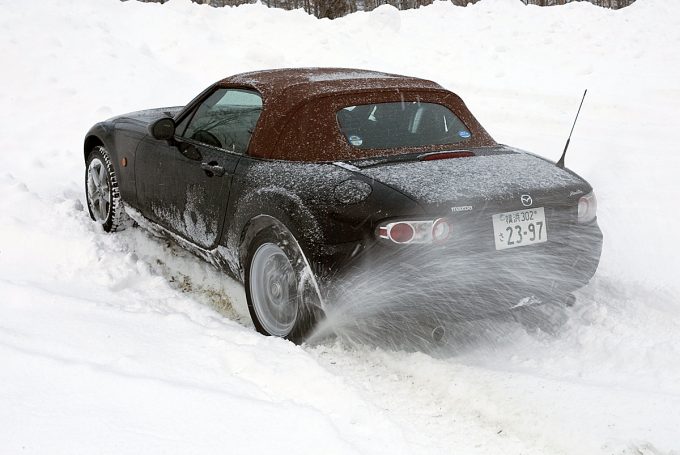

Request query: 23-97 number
[{"left": 505, "top": 221, "right": 544, "bottom": 246}]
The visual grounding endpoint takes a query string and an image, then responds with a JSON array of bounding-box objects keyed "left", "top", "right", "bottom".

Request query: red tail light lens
[{"left": 388, "top": 223, "right": 415, "bottom": 243}]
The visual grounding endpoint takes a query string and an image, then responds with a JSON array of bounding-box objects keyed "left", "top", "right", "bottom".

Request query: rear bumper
[{"left": 312, "top": 220, "right": 603, "bottom": 318}]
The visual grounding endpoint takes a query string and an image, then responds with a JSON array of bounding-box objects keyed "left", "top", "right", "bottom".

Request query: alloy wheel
[
  {"left": 249, "top": 242, "right": 299, "bottom": 337},
  {"left": 86, "top": 157, "right": 111, "bottom": 222}
]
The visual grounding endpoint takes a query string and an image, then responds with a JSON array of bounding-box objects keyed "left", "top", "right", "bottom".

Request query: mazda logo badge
[{"left": 521, "top": 194, "right": 533, "bottom": 207}]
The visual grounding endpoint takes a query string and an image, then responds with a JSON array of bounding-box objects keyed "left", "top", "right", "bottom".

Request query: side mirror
[{"left": 149, "top": 117, "right": 176, "bottom": 141}]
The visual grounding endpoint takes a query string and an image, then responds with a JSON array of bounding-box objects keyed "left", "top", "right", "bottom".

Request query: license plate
[{"left": 492, "top": 207, "right": 548, "bottom": 250}]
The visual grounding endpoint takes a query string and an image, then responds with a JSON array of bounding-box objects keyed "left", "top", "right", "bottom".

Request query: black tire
[
  {"left": 85, "top": 146, "right": 129, "bottom": 232},
  {"left": 243, "top": 225, "right": 322, "bottom": 344}
]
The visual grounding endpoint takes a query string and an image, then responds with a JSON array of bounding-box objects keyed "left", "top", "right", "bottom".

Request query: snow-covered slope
[{"left": 1, "top": 0, "right": 679, "bottom": 453}]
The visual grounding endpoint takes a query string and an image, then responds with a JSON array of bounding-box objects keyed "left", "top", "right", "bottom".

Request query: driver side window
[{"left": 181, "top": 88, "right": 262, "bottom": 153}]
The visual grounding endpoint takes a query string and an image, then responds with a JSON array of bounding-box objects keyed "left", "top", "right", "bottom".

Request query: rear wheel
[
  {"left": 244, "top": 226, "right": 322, "bottom": 344},
  {"left": 85, "top": 146, "right": 129, "bottom": 232}
]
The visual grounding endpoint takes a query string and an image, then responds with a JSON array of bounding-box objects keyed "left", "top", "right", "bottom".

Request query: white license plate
[{"left": 492, "top": 207, "right": 548, "bottom": 250}]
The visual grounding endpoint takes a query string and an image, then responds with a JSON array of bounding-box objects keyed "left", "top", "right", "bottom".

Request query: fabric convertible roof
[{"left": 212, "top": 68, "right": 496, "bottom": 161}]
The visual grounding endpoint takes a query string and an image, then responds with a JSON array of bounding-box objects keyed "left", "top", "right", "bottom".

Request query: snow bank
[{"left": 1, "top": 0, "right": 679, "bottom": 453}]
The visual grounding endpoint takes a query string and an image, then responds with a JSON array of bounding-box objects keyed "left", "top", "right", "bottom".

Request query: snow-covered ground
[{"left": 1, "top": 0, "right": 680, "bottom": 453}]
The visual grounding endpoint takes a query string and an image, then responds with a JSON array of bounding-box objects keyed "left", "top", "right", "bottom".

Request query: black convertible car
[{"left": 84, "top": 68, "right": 602, "bottom": 343}]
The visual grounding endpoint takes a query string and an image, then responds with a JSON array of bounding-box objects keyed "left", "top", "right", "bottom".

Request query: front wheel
[
  {"left": 85, "top": 146, "right": 129, "bottom": 232},
  {"left": 244, "top": 226, "right": 322, "bottom": 344}
]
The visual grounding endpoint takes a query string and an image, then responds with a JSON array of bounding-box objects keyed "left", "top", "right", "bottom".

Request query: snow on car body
[{"left": 84, "top": 68, "right": 603, "bottom": 342}]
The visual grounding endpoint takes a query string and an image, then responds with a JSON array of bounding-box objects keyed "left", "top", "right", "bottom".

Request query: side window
[{"left": 182, "top": 88, "right": 262, "bottom": 153}]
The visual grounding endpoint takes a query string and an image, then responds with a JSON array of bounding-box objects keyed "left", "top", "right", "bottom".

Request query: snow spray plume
[{"left": 306, "top": 216, "right": 602, "bottom": 352}]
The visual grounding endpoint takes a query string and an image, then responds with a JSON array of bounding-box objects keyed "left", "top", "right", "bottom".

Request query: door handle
[{"left": 201, "top": 162, "right": 226, "bottom": 177}]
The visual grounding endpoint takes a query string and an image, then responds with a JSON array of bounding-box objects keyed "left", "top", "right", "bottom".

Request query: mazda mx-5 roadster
[{"left": 84, "top": 68, "right": 602, "bottom": 343}]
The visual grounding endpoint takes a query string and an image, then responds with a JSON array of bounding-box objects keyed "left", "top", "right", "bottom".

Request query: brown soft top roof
[
  {"left": 221, "top": 67, "right": 444, "bottom": 101},
  {"left": 216, "top": 68, "right": 495, "bottom": 161}
]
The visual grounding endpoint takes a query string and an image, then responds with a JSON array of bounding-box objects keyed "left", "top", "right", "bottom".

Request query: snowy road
[{"left": 2, "top": 0, "right": 680, "bottom": 453}]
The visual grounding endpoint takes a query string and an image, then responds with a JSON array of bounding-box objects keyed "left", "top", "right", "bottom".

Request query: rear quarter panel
[{"left": 224, "top": 157, "right": 423, "bottom": 278}]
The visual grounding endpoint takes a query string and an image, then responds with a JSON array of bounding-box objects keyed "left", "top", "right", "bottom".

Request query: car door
[{"left": 135, "top": 87, "right": 263, "bottom": 249}]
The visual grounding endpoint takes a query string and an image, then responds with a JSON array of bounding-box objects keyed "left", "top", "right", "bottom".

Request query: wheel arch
[
  {"left": 84, "top": 122, "right": 119, "bottom": 162},
  {"left": 231, "top": 188, "right": 324, "bottom": 281},
  {"left": 239, "top": 215, "right": 289, "bottom": 268},
  {"left": 84, "top": 135, "right": 105, "bottom": 161},
  {"left": 83, "top": 123, "right": 125, "bottom": 196}
]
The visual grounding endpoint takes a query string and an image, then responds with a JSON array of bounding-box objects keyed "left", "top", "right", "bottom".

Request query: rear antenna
[{"left": 557, "top": 89, "right": 588, "bottom": 169}]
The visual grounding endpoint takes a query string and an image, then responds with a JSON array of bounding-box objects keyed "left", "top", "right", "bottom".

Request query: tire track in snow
[{"left": 311, "top": 344, "right": 555, "bottom": 455}]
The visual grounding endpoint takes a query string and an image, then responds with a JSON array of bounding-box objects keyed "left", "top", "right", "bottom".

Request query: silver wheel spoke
[
  {"left": 86, "top": 180, "right": 96, "bottom": 201},
  {"left": 98, "top": 165, "right": 107, "bottom": 187},
  {"left": 90, "top": 166, "right": 101, "bottom": 188}
]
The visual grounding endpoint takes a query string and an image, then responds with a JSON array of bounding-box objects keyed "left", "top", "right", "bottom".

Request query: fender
[
  {"left": 84, "top": 122, "right": 140, "bottom": 206},
  {"left": 84, "top": 124, "right": 124, "bottom": 197},
  {"left": 228, "top": 187, "right": 324, "bottom": 281}
]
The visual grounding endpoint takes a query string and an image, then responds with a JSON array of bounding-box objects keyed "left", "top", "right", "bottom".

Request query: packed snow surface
[{"left": 1, "top": 0, "right": 680, "bottom": 454}]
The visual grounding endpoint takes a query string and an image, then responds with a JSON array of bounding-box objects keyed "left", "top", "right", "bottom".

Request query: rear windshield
[{"left": 336, "top": 102, "right": 471, "bottom": 150}]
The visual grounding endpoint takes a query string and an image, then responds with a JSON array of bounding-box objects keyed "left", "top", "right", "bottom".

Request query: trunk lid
[{"left": 354, "top": 146, "right": 588, "bottom": 214}]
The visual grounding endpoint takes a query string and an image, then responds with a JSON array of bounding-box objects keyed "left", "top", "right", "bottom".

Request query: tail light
[
  {"left": 577, "top": 191, "right": 597, "bottom": 224},
  {"left": 432, "top": 218, "right": 452, "bottom": 241},
  {"left": 378, "top": 218, "right": 452, "bottom": 244}
]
